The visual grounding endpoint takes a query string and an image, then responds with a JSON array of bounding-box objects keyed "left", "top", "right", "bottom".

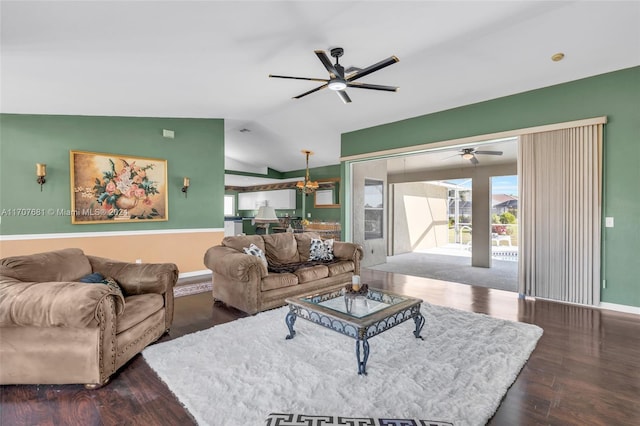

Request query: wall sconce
[
  {"left": 36, "top": 163, "right": 46, "bottom": 191},
  {"left": 181, "top": 177, "right": 190, "bottom": 198}
]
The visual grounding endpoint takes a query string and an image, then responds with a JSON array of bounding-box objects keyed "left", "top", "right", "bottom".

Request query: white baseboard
[
  {"left": 525, "top": 295, "right": 639, "bottom": 316},
  {"left": 178, "top": 270, "right": 211, "bottom": 280},
  {"left": 599, "top": 302, "right": 640, "bottom": 315}
]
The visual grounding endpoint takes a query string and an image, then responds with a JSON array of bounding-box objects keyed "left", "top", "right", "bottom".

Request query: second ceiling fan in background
[
  {"left": 456, "top": 148, "right": 503, "bottom": 165},
  {"left": 269, "top": 47, "right": 399, "bottom": 104}
]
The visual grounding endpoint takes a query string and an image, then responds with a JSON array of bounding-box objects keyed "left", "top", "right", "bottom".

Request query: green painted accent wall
[
  {"left": 342, "top": 66, "right": 640, "bottom": 307},
  {"left": 0, "top": 114, "right": 225, "bottom": 234},
  {"left": 280, "top": 164, "right": 340, "bottom": 180}
]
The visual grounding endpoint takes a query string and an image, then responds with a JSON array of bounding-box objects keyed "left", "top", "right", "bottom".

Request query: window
[
  {"left": 364, "top": 179, "right": 383, "bottom": 240},
  {"left": 224, "top": 195, "right": 235, "bottom": 216}
]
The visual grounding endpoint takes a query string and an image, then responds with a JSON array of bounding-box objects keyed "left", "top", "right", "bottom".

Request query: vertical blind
[{"left": 518, "top": 124, "right": 603, "bottom": 305}]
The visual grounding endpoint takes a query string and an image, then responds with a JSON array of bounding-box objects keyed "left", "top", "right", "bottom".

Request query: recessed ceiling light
[{"left": 551, "top": 52, "right": 565, "bottom": 62}]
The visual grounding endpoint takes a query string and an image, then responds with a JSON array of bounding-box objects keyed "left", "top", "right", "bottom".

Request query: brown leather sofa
[
  {"left": 0, "top": 248, "right": 178, "bottom": 388},
  {"left": 204, "top": 232, "right": 363, "bottom": 315}
]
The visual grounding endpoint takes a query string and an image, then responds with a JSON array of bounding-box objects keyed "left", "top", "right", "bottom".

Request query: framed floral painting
[{"left": 70, "top": 150, "right": 168, "bottom": 224}]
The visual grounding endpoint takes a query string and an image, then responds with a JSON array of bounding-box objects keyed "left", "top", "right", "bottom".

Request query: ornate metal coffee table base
[{"left": 285, "top": 288, "right": 425, "bottom": 375}]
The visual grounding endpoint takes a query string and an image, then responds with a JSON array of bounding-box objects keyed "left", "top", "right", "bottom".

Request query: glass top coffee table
[{"left": 284, "top": 287, "right": 425, "bottom": 375}]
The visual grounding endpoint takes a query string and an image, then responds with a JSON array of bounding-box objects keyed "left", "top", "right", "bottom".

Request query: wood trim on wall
[{"left": 226, "top": 181, "right": 337, "bottom": 192}]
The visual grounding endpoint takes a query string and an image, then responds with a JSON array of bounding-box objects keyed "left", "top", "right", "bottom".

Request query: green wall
[
  {"left": 0, "top": 114, "right": 225, "bottom": 234},
  {"left": 342, "top": 66, "right": 640, "bottom": 307}
]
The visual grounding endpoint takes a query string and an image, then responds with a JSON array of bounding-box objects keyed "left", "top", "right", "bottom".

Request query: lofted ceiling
[{"left": 2, "top": 1, "right": 639, "bottom": 181}]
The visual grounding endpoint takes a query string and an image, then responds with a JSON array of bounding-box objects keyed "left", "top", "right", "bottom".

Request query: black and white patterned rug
[{"left": 265, "top": 413, "right": 452, "bottom": 425}]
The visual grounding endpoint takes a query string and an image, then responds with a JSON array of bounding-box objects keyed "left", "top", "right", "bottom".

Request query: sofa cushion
[
  {"left": 261, "top": 273, "right": 298, "bottom": 291},
  {"left": 294, "top": 232, "right": 322, "bottom": 262},
  {"left": 294, "top": 265, "right": 329, "bottom": 283},
  {"left": 262, "top": 233, "right": 300, "bottom": 265},
  {"left": 243, "top": 243, "right": 268, "bottom": 270},
  {"left": 222, "top": 235, "right": 265, "bottom": 253},
  {"left": 117, "top": 293, "right": 164, "bottom": 334},
  {"left": 0, "top": 248, "right": 92, "bottom": 283},
  {"left": 327, "top": 260, "right": 355, "bottom": 276},
  {"left": 309, "top": 238, "right": 334, "bottom": 261}
]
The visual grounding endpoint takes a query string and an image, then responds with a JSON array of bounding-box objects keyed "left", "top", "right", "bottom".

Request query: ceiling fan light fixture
[
  {"left": 462, "top": 152, "right": 474, "bottom": 160},
  {"left": 328, "top": 79, "right": 347, "bottom": 91},
  {"left": 269, "top": 47, "right": 398, "bottom": 103}
]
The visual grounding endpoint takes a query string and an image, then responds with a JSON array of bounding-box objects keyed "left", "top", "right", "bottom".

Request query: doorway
[{"left": 360, "top": 138, "right": 519, "bottom": 291}]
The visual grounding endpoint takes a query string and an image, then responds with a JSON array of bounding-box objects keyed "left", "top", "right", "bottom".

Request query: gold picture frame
[{"left": 70, "top": 150, "right": 168, "bottom": 224}]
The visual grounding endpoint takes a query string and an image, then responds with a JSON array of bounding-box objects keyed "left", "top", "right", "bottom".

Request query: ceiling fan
[
  {"left": 455, "top": 148, "right": 503, "bottom": 165},
  {"left": 269, "top": 47, "right": 399, "bottom": 104}
]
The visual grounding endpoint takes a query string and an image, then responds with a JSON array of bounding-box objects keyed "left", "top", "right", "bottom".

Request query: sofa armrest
[
  {"left": 204, "top": 246, "right": 267, "bottom": 281},
  {"left": 87, "top": 256, "right": 178, "bottom": 296},
  {"left": 333, "top": 241, "right": 363, "bottom": 271},
  {"left": 0, "top": 278, "right": 117, "bottom": 328}
]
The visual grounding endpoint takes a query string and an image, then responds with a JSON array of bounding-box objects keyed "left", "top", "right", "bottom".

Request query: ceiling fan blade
[
  {"left": 347, "top": 82, "right": 398, "bottom": 92},
  {"left": 474, "top": 150, "right": 503, "bottom": 155},
  {"left": 336, "top": 90, "right": 352, "bottom": 104},
  {"left": 293, "top": 83, "right": 329, "bottom": 99},
  {"left": 347, "top": 56, "right": 399, "bottom": 82},
  {"left": 470, "top": 156, "right": 479, "bottom": 165},
  {"left": 441, "top": 153, "right": 460, "bottom": 160},
  {"left": 314, "top": 50, "right": 340, "bottom": 78},
  {"left": 269, "top": 74, "right": 329, "bottom": 83}
]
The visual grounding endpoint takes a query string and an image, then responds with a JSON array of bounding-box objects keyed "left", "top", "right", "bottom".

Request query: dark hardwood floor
[{"left": 2, "top": 269, "right": 639, "bottom": 425}]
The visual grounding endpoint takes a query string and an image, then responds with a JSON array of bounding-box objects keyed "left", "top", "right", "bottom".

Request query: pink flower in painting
[
  {"left": 125, "top": 183, "right": 139, "bottom": 198},
  {"left": 143, "top": 197, "right": 152, "bottom": 205},
  {"left": 134, "top": 188, "right": 146, "bottom": 198},
  {"left": 105, "top": 181, "right": 116, "bottom": 194}
]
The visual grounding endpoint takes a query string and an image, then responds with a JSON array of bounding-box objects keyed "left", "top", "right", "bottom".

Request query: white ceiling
[{"left": 2, "top": 1, "right": 639, "bottom": 178}]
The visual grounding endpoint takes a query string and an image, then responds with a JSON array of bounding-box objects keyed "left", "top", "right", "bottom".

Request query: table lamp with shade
[{"left": 254, "top": 203, "right": 280, "bottom": 234}]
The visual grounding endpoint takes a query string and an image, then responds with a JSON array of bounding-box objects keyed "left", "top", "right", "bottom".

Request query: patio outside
[{"left": 423, "top": 176, "right": 519, "bottom": 262}]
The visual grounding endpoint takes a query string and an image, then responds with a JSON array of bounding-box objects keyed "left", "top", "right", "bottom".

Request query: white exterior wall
[{"left": 391, "top": 182, "right": 448, "bottom": 255}]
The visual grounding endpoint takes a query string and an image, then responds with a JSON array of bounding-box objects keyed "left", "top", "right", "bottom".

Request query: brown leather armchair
[{"left": 0, "top": 248, "right": 178, "bottom": 388}]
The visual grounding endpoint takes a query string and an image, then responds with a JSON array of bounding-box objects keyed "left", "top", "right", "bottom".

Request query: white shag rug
[{"left": 143, "top": 303, "right": 543, "bottom": 426}]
